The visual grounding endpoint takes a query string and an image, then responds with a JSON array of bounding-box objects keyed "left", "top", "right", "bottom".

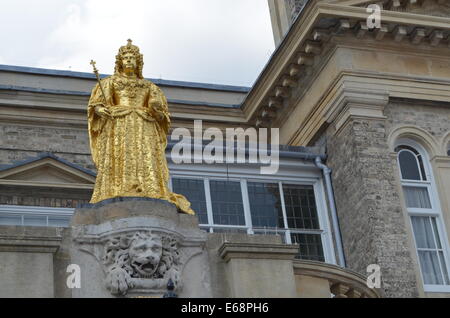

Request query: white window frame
[
  {"left": 0, "top": 205, "right": 74, "bottom": 227},
  {"left": 396, "top": 138, "right": 450, "bottom": 293},
  {"left": 169, "top": 159, "right": 336, "bottom": 264}
]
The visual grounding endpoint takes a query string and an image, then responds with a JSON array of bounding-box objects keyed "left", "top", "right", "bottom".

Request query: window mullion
[
  {"left": 240, "top": 179, "right": 253, "bottom": 235},
  {"left": 428, "top": 216, "right": 447, "bottom": 283},
  {"left": 435, "top": 220, "right": 450, "bottom": 282},
  {"left": 278, "top": 182, "right": 291, "bottom": 244},
  {"left": 414, "top": 154, "right": 424, "bottom": 181},
  {"left": 204, "top": 179, "right": 214, "bottom": 233}
]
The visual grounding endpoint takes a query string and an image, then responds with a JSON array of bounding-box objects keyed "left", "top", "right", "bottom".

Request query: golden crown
[{"left": 118, "top": 39, "right": 141, "bottom": 56}]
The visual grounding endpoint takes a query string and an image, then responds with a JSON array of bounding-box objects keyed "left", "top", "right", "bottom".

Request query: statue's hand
[
  {"left": 95, "top": 106, "right": 111, "bottom": 118},
  {"left": 155, "top": 111, "right": 165, "bottom": 121}
]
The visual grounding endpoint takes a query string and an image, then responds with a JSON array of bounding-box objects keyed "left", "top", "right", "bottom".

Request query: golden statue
[{"left": 87, "top": 40, "right": 194, "bottom": 215}]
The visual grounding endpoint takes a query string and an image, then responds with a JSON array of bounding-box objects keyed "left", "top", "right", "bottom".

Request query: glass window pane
[
  {"left": 403, "top": 186, "right": 432, "bottom": 209},
  {"left": 411, "top": 216, "right": 436, "bottom": 249},
  {"left": 48, "top": 217, "right": 70, "bottom": 227},
  {"left": 209, "top": 180, "right": 245, "bottom": 226},
  {"left": 23, "top": 215, "right": 47, "bottom": 226},
  {"left": 431, "top": 218, "right": 442, "bottom": 249},
  {"left": 291, "top": 233, "right": 324, "bottom": 262},
  {"left": 438, "top": 252, "right": 450, "bottom": 285},
  {"left": 172, "top": 178, "right": 209, "bottom": 225},
  {"left": 399, "top": 151, "right": 421, "bottom": 180},
  {"left": 418, "top": 250, "right": 444, "bottom": 285},
  {"left": 282, "top": 184, "right": 319, "bottom": 230},
  {"left": 247, "top": 182, "right": 284, "bottom": 229},
  {"left": 417, "top": 155, "right": 427, "bottom": 181},
  {"left": 0, "top": 214, "right": 22, "bottom": 226}
]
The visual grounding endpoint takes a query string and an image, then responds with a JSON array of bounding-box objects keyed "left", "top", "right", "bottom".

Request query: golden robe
[{"left": 88, "top": 74, "right": 194, "bottom": 215}]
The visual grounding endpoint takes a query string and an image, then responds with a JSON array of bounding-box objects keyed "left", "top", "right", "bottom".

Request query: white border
[{"left": 396, "top": 138, "right": 450, "bottom": 292}]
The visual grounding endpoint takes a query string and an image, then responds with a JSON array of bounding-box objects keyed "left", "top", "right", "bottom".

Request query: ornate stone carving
[
  {"left": 365, "top": 0, "right": 450, "bottom": 18},
  {"left": 402, "top": 0, "right": 450, "bottom": 17},
  {"left": 102, "top": 231, "right": 182, "bottom": 296}
]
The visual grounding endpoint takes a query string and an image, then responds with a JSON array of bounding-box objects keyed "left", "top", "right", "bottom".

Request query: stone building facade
[
  {"left": 0, "top": 0, "right": 449, "bottom": 298},
  {"left": 258, "top": 0, "right": 450, "bottom": 298}
]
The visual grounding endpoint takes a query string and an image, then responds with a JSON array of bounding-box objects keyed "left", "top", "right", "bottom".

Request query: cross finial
[
  {"left": 90, "top": 60, "right": 99, "bottom": 75},
  {"left": 127, "top": 39, "right": 132, "bottom": 46}
]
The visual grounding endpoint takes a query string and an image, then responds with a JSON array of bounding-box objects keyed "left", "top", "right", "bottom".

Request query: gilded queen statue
[{"left": 87, "top": 40, "right": 194, "bottom": 215}]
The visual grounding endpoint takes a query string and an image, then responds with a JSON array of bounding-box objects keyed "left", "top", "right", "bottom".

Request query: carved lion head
[{"left": 128, "top": 232, "right": 162, "bottom": 278}]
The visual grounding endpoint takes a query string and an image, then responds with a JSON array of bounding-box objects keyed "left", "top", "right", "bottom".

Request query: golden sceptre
[{"left": 90, "top": 60, "right": 108, "bottom": 105}]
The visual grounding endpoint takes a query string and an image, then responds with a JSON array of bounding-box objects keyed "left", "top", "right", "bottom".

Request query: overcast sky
[{"left": 1, "top": 0, "right": 275, "bottom": 86}]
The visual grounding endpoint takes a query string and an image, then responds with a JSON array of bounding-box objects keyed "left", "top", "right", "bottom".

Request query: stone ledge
[
  {"left": 77, "top": 197, "right": 174, "bottom": 209},
  {"left": 293, "top": 259, "right": 382, "bottom": 298},
  {"left": 219, "top": 242, "right": 299, "bottom": 262},
  {"left": 0, "top": 225, "right": 63, "bottom": 253},
  {"left": 72, "top": 198, "right": 199, "bottom": 229}
]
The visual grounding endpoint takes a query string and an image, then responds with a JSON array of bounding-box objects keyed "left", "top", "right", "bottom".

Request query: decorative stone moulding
[
  {"left": 356, "top": 0, "right": 450, "bottom": 18},
  {"left": 253, "top": 1, "right": 450, "bottom": 128},
  {"left": 101, "top": 230, "right": 182, "bottom": 296},
  {"left": 70, "top": 198, "right": 209, "bottom": 298}
]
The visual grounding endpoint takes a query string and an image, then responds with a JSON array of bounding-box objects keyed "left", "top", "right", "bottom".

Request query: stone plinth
[
  {"left": 0, "top": 226, "right": 62, "bottom": 298},
  {"left": 207, "top": 233, "right": 299, "bottom": 298},
  {"left": 70, "top": 198, "right": 210, "bottom": 298}
]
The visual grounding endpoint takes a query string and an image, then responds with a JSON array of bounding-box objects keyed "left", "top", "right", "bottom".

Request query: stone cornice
[
  {"left": 347, "top": 0, "right": 450, "bottom": 18},
  {"left": 241, "top": 0, "right": 322, "bottom": 122},
  {"left": 0, "top": 226, "right": 63, "bottom": 253},
  {"left": 242, "top": 0, "right": 450, "bottom": 137},
  {"left": 432, "top": 155, "right": 450, "bottom": 164},
  {"left": 285, "top": 70, "right": 450, "bottom": 145},
  {"left": 324, "top": 88, "right": 389, "bottom": 134}
]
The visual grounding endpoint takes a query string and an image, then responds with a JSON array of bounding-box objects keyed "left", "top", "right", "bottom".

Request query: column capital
[{"left": 324, "top": 87, "right": 389, "bottom": 134}]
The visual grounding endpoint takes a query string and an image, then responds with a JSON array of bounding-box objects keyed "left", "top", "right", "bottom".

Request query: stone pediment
[{"left": 0, "top": 153, "right": 95, "bottom": 189}]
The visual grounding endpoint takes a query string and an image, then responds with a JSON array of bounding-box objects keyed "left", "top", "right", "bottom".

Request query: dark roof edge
[
  {"left": 0, "top": 84, "right": 91, "bottom": 96},
  {"left": 0, "top": 64, "right": 251, "bottom": 93},
  {"left": 0, "top": 85, "right": 240, "bottom": 109},
  {"left": 0, "top": 152, "right": 96, "bottom": 177},
  {"left": 166, "top": 140, "right": 325, "bottom": 162},
  {"left": 241, "top": 0, "right": 311, "bottom": 108},
  {"left": 0, "top": 144, "right": 324, "bottom": 176}
]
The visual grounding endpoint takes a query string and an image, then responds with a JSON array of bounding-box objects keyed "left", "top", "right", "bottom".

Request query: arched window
[{"left": 396, "top": 140, "right": 450, "bottom": 292}]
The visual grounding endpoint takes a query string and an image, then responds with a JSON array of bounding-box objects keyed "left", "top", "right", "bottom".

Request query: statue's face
[{"left": 121, "top": 52, "right": 137, "bottom": 72}]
